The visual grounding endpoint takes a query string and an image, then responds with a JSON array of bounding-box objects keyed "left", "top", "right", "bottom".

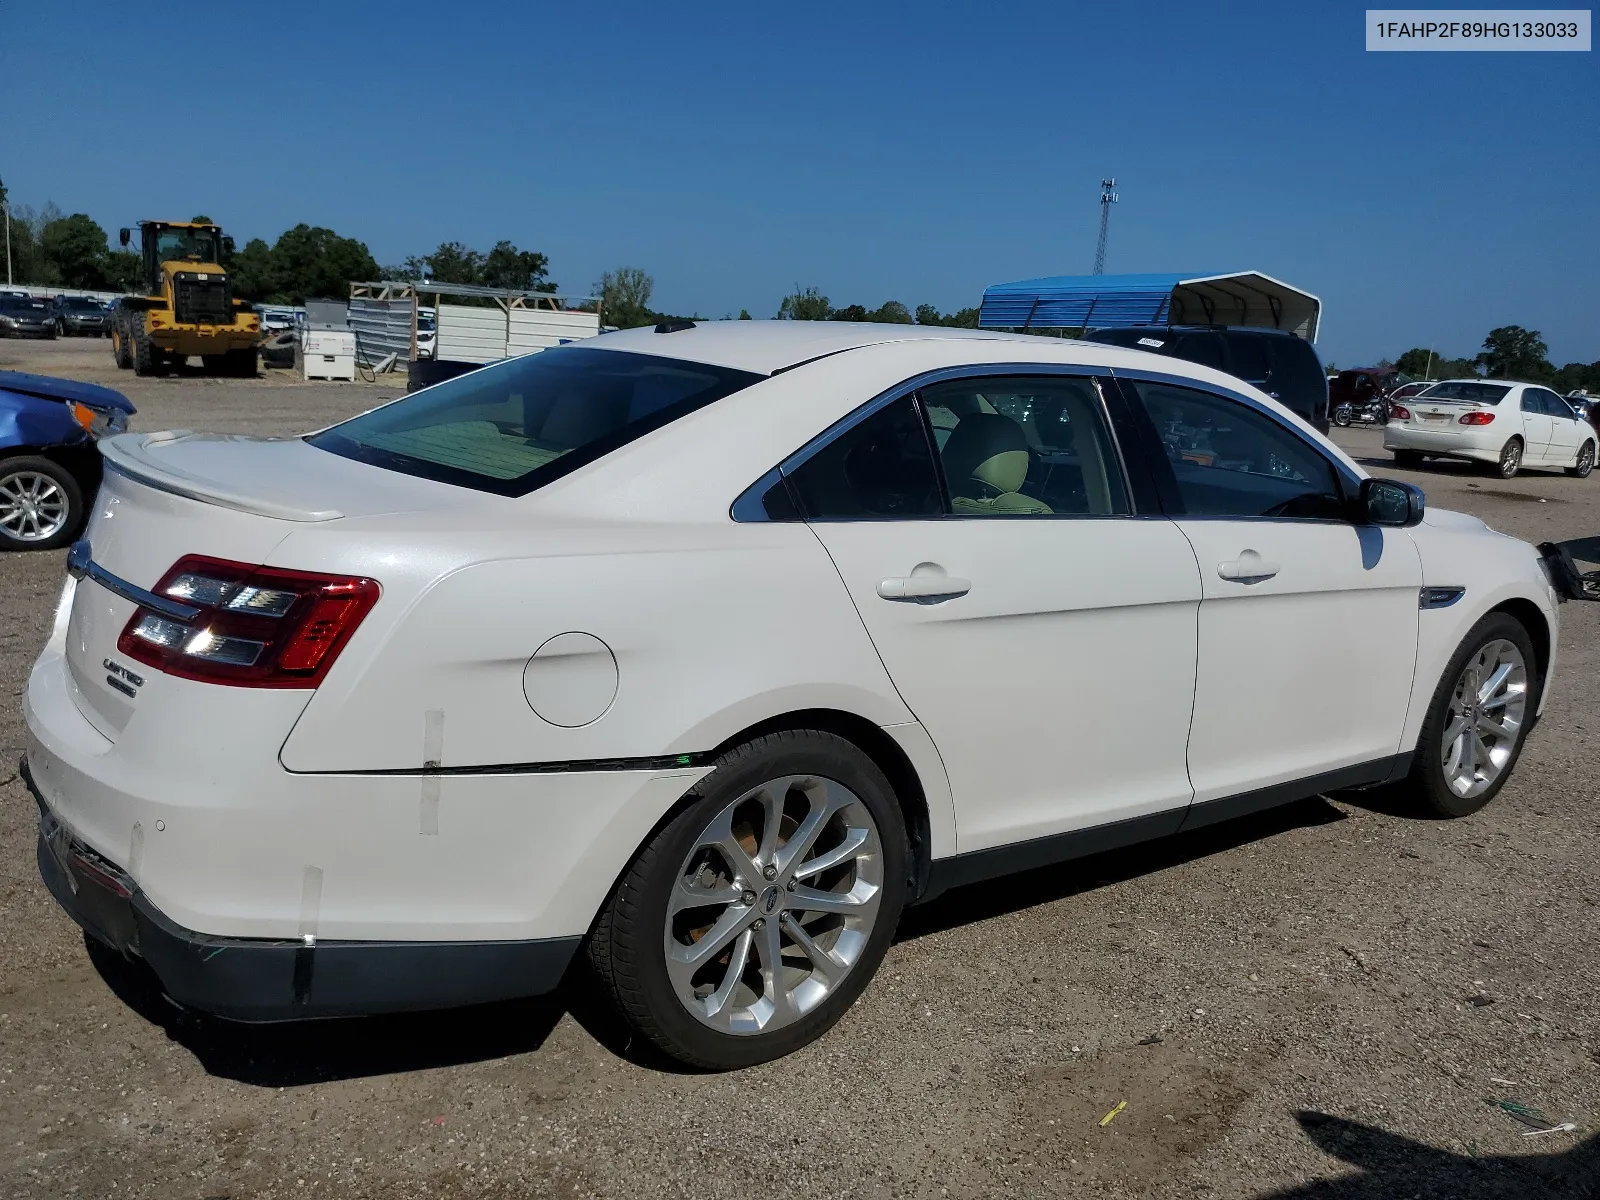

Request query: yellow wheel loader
[{"left": 109, "top": 221, "right": 260, "bottom": 377}]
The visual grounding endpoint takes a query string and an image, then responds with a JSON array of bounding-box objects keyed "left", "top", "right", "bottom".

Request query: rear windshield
[
  {"left": 1416, "top": 381, "right": 1510, "bottom": 405},
  {"left": 308, "top": 346, "right": 763, "bottom": 496}
]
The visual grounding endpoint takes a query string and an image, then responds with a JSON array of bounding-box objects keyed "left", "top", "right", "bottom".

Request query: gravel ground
[{"left": 1, "top": 338, "right": 1597, "bottom": 1199}]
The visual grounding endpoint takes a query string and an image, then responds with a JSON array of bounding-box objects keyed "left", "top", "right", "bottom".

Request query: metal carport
[{"left": 978, "top": 271, "right": 1321, "bottom": 341}]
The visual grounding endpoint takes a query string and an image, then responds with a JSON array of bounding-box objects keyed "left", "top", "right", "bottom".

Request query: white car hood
[{"left": 1421, "top": 506, "right": 1492, "bottom": 534}]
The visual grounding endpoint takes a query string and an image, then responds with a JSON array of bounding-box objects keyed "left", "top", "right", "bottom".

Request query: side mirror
[
  {"left": 1360, "top": 477, "right": 1424, "bottom": 527},
  {"left": 221, "top": 235, "right": 235, "bottom": 254},
  {"left": 119, "top": 228, "right": 131, "bottom": 247}
]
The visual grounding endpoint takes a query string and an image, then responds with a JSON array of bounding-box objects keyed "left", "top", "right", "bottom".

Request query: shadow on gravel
[
  {"left": 1254, "top": 1111, "right": 1598, "bottom": 1199},
  {"left": 899, "top": 796, "right": 1348, "bottom": 941}
]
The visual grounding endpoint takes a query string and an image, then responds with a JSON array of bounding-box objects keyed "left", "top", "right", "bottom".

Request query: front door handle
[
  {"left": 1217, "top": 550, "right": 1279, "bottom": 584},
  {"left": 878, "top": 570, "right": 971, "bottom": 602}
]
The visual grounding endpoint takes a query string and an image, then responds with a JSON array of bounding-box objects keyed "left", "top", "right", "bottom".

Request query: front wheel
[
  {"left": 1404, "top": 613, "right": 1536, "bottom": 818},
  {"left": 1566, "top": 441, "right": 1595, "bottom": 478},
  {"left": 587, "top": 730, "right": 908, "bottom": 1070},
  {"left": 0, "top": 456, "right": 84, "bottom": 551},
  {"left": 1494, "top": 438, "right": 1523, "bottom": 479}
]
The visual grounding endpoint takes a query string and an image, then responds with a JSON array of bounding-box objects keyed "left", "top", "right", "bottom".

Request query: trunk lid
[{"left": 66, "top": 432, "right": 472, "bottom": 741}]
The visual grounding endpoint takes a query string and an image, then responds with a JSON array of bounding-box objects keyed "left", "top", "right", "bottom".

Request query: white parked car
[
  {"left": 26, "top": 323, "right": 1580, "bottom": 1069},
  {"left": 416, "top": 307, "right": 436, "bottom": 359},
  {"left": 1385, "top": 379, "right": 1596, "bottom": 479}
]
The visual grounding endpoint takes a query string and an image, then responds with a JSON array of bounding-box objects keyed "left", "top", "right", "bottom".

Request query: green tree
[
  {"left": 596, "top": 266, "right": 655, "bottom": 328},
  {"left": 870, "top": 300, "right": 913, "bottom": 324},
  {"left": 777, "top": 286, "right": 831, "bottom": 320},
  {"left": 228, "top": 237, "right": 275, "bottom": 302},
  {"left": 1395, "top": 347, "right": 1479, "bottom": 381},
  {"left": 269, "top": 224, "right": 379, "bottom": 303},
  {"left": 830, "top": 303, "right": 869, "bottom": 322},
  {"left": 413, "top": 241, "right": 482, "bottom": 285},
  {"left": 40, "top": 213, "right": 112, "bottom": 288},
  {"left": 190, "top": 214, "right": 212, "bottom": 224},
  {"left": 1476, "top": 325, "right": 1552, "bottom": 382},
  {"left": 104, "top": 248, "right": 144, "bottom": 292},
  {"left": 738, "top": 308, "right": 752, "bottom": 320},
  {"left": 480, "top": 240, "right": 554, "bottom": 291},
  {"left": 1552, "top": 361, "right": 1600, "bottom": 395},
  {"left": 914, "top": 303, "right": 981, "bottom": 328}
]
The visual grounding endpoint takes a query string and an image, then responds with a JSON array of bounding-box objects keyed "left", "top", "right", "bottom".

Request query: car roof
[{"left": 584, "top": 320, "right": 1054, "bottom": 375}]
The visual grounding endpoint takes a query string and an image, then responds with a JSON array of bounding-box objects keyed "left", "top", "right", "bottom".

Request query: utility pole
[
  {"left": 3, "top": 203, "right": 11, "bottom": 287},
  {"left": 1093, "top": 179, "right": 1117, "bottom": 275}
]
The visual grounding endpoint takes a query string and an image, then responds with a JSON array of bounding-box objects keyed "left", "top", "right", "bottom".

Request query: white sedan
[
  {"left": 1385, "top": 379, "right": 1597, "bottom": 479},
  {"left": 26, "top": 323, "right": 1577, "bottom": 1069}
]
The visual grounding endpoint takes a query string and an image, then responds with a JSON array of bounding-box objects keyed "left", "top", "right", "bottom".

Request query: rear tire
[
  {"left": 587, "top": 729, "right": 909, "bottom": 1070},
  {"left": 1565, "top": 441, "right": 1595, "bottom": 478},
  {"left": 1393, "top": 449, "right": 1424, "bottom": 468},
  {"left": 0, "top": 456, "right": 84, "bottom": 551},
  {"left": 1333, "top": 407, "right": 1352, "bottom": 427},
  {"left": 1403, "top": 613, "right": 1536, "bottom": 818},
  {"left": 227, "top": 347, "right": 258, "bottom": 377},
  {"left": 1493, "top": 437, "right": 1523, "bottom": 479}
]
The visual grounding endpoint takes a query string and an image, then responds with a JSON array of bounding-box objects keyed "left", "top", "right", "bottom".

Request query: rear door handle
[
  {"left": 1217, "top": 550, "right": 1279, "bottom": 584},
  {"left": 878, "top": 574, "right": 972, "bottom": 602}
]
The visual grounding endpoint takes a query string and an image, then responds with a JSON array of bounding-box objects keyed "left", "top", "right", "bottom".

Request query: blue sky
[{"left": 4, "top": 1, "right": 1596, "bottom": 366}]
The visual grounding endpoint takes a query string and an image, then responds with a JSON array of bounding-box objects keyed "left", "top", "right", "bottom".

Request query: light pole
[{"left": 3, "top": 202, "right": 11, "bottom": 286}]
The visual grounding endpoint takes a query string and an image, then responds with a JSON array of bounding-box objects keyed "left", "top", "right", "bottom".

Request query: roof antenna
[{"left": 1093, "top": 179, "right": 1117, "bottom": 275}]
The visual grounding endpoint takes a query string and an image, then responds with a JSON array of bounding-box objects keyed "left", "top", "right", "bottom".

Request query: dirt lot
[{"left": 1, "top": 337, "right": 1597, "bottom": 1199}]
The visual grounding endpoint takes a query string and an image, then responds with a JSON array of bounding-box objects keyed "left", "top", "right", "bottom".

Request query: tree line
[{"left": 1374, "top": 326, "right": 1600, "bottom": 395}]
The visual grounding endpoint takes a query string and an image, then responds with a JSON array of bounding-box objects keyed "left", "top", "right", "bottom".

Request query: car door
[
  {"left": 1537, "top": 389, "right": 1586, "bottom": 463},
  {"left": 1116, "top": 375, "right": 1422, "bottom": 812},
  {"left": 1516, "top": 386, "right": 1555, "bottom": 464},
  {"left": 782, "top": 374, "right": 1203, "bottom": 853}
]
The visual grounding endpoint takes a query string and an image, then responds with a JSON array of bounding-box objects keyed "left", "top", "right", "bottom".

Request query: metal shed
[{"left": 978, "top": 271, "right": 1321, "bottom": 341}]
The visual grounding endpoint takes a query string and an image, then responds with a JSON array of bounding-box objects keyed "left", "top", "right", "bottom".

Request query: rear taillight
[
  {"left": 1459, "top": 411, "right": 1496, "bottom": 425},
  {"left": 1389, "top": 404, "right": 1411, "bottom": 421},
  {"left": 117, "top": 555, "right": 379, "bottom": 688}
]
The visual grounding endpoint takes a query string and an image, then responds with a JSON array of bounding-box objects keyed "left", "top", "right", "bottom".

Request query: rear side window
[
  {"left": 1125, "top": 380, "right": 1346, "bottom": 520},
  {"left": 308, "top": 347, "right": 762, "bottom": 497},
  {"left": 921, "top": 376, "right": 1128, "bottom": 516},
  {"left": 784, "top": 395, "right": 943, "bottom": 519}
]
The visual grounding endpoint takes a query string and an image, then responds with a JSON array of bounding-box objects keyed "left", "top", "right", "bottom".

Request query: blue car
[{"left": 0, "top": 371, "right": 135, "bottom": 550}]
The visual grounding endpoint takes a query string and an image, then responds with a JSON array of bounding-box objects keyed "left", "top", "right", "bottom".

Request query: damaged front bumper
[{"left": 1539, "top": 537, "right": 1600, "bottom": 602}]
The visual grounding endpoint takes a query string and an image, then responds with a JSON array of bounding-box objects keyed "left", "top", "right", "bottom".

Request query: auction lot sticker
[{"left": 1367, "top": 9, "right": 1591, "bottom": 49}]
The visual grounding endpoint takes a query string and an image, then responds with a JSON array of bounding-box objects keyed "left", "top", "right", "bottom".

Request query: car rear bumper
[
  {"left": 32, "top": 775, "right": 581, "bottom": 1021},
  {"left": 1384, "top": 425, "right": 1500, "bottom": 462},
  {"left": 25, "top": 633, "right": 708, "bottom": 941}
]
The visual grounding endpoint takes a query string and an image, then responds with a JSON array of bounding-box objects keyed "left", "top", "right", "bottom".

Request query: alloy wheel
[
  {"left": 0, "top": 471, "right": 70, "bottom": 543},
  {"left": 664, "top": 774, "right": 884, "bottom": 1036},
  {"left": 1498, "top": 441, "right": 1521, "bottom": 478},
  {"left": 1440, "top": 638, "right": 1527, "bottom": 799},
  {"left": 1578, "top": 444, "right": 1595, "bottom": 477}
]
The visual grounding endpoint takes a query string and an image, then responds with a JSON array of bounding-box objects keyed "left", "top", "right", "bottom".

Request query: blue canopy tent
[{"left": 978, "top": 271, "right": 1321, "bottom": 342}]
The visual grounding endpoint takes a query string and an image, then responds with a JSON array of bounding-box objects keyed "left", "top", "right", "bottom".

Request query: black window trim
[
  {"left": 1108, "top": 366, "right": 1364, "bottom": 525},
  {"left": 730, "top": 362, "right": 1153, "bottom": 523}
]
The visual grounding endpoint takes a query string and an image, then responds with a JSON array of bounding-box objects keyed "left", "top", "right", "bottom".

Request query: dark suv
[
  {"left": 50, "top": 295, "right": 109, "bottom": 337},
  {"left": 1082, "top": 325, "right": 1330, "bottom": 432}
]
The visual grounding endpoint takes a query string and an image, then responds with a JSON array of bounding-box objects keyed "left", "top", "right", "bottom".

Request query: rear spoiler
[
  {"left": 99, "top": 432, "right": 344, "bottom": 523},
  {"left": 1538, "top": 537, "right": 1600, "bottom": 602}
]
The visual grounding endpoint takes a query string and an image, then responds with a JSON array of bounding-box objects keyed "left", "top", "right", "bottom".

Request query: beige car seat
[{"left": 941, "top": 413, "right": 1053, "bottom": 515}]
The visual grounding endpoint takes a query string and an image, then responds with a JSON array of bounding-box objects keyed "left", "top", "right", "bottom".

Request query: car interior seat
[{"left": 940, "top": 413, "right": 1052, "bottom": 515}]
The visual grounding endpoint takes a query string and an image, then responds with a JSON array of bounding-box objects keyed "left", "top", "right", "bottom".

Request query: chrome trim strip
[{"left": 66, "top": 539, "right": 201, "bottom": 622}]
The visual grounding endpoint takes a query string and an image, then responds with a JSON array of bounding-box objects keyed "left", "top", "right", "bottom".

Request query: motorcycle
[{"left": 1332, "top": 397, "right": 1388, "bottom": 427}]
